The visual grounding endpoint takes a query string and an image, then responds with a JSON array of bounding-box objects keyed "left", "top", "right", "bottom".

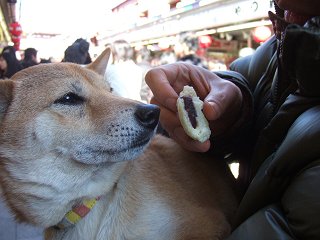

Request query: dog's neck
[
  {"left": 44, "top": 164, "right": 138, "bottom": 239},
  {"left": 1, "top": 152, "right": 130, "bottom": 229}
]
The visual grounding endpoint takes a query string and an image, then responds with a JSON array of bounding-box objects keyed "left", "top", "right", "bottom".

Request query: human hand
[{"left": 145, "top": 63, "right": 242, "bottom": 152}]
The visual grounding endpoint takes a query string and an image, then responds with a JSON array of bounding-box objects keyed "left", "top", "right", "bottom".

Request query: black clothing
[
  {"left": 21, "top": 48, "right": 38, "bottom": 69},
  {"left": 214, "top": 17, "right": 320, "bottom": 239},
  {"left": 21, "top": 60, "right": 38, "bottom": 69},
  {"left": 63, "top": 38, "right": 92, "bottom": 64}
]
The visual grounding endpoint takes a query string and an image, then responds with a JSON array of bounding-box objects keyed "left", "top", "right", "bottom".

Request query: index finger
[{"left": 145, "top": 64, "right": 183, "bottom": 112}]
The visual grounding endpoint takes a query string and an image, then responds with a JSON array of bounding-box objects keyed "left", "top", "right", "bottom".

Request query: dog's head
[
  {"left": 0, "top": 47, "right": 159, "bottom": 226},
  {"left": 0, "top": 47, "right": 159, "bottom": 164}
]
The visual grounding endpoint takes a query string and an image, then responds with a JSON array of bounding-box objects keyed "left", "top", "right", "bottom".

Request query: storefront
[
  {"left": 0, "top": 0, "right": 13, "bottom": 48},
  {"left": 101, "top": 0, "right": 274, "bottom": 69}
]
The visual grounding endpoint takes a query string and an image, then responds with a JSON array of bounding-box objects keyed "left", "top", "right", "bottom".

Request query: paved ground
[{"left": 0, "top": 194, "right": 44, "bottom": 240}]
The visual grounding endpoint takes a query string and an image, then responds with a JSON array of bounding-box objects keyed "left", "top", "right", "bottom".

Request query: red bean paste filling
[{"left": 182, "top": 96, "right": 197, "bottom": 128}]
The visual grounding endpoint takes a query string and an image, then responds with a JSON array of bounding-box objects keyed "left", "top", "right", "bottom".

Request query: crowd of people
[
  {"left": 0, "top": 46, "right": 43, "bottom": 79},
  {"left": 0, "top": 38, "right": 93, "bottom": 80},
  {"left": 105, "top": 39, "right": 152, "bottom": 103},
  {"left": 0, "top": 32, "right": 215, "bottom": 105}
]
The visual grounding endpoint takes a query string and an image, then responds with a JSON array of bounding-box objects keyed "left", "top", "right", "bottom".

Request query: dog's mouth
[
  {"left": 73, "top": 131, "right": 155, "bottom": 165},
  {"left": 87, "top": 135, "right": 151, "bottom": 155}
]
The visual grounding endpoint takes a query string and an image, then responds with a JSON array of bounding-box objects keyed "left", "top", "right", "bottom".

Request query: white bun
[{"left": 177, "top": 86, "right": 211, "bottom": 142}]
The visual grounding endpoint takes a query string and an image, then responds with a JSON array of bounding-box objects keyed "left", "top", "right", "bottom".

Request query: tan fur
[{"left": 0, "top": 48, "right": 238, "bottom": 240}]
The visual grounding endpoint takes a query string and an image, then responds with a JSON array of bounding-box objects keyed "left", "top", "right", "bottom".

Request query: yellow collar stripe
[{"left": 55, "top": 197, "right": 100, "bottom": 229}]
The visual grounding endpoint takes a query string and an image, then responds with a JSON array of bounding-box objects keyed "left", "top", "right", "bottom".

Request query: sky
[
  {"left": 15, "top": 0, "right": 127, "bottom": 59},
  {"left": 17, "top": 0, "right": 124, "bottom": 36}
]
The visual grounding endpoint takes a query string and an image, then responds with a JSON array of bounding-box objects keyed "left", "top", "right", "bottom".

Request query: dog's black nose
[{"left": 135, "top": 104, "right": 160, "bottom": 129}]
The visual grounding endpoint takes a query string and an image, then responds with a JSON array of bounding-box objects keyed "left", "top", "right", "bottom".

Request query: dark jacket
[{"left": 213, "top": 17, "right": 320, "bottom": 239}]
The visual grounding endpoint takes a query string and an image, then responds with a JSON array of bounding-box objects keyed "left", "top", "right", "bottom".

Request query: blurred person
[
  {"left": 2, "top": 45, "right": 17, "bottom": 56},
  {"left": 21, "top": 47, "right": 39, "bottom": 69},
  {"left": 40, "top": 57, "right": 52, "bottom": 64},
  {"left": 135, "top": 46, "right": 152, "bottom": 69},
  {"left": 136, "top": 46, "right": 153, "bottom": 103},
  {"left": 159, "top": 49, "right": 177, "bottom": 65},
  {"left": 174, "top": 32, "right": 208, "bottom": 68},
  {"left": 0, "top": 46, "right": 23, "bottom": 79},
  {"left": 105, "top": 39, "right": 145, "bottom": 102},
  {"left": 62, "top": 38, "right": 92, "bottom": 64}
]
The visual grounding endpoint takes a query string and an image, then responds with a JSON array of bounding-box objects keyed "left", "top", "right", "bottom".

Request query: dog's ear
[
  {"left": 0, "top": 80, "right": 14, "bottom": 122},
  {"left": 86, "top": 47, "right": 111, "bottom": 76}
]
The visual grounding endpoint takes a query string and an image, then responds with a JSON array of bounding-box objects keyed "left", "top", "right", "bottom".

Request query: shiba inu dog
[{"left": 0, "top": 48, "right": 238, "bottom": 240}]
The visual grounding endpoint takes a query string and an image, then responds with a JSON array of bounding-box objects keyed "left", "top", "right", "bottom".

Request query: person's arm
[{"left": 208, "top": 36, "right": 278, "bottom": 155}]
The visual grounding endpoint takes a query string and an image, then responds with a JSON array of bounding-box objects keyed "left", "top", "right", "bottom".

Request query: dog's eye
[{"left": 54, "top": 92, "right": 84, "bottom": 105}]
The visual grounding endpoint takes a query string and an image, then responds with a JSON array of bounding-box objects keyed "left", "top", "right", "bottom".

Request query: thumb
[
  {"left": 202, "top": 79, "right": 242, "bottom": 122},
  {"left": 203, "top": 101, "right": 222, "bottom": 121}
]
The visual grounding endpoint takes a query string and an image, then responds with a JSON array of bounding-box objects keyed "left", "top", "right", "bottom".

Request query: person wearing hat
[{"left": 62, "top": 38, "right": 92, "bottom": 65}]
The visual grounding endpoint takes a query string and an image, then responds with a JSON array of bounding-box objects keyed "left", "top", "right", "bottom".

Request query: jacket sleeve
[
  {"left": 228, "top": 35, "right": 278, "bottom": 91},
  {"left": 227, "top": 106, "right": 320, "bottom": 240},
  {"left": 226, "top": 160, "right": 320, "bottom": 240},
  {"left": 226, "top": 204, "right": 296, "bottom": 240},
  {"left": 209, "top": 36, "right": 278, "bottom": 155},
  {"left": 226, "top": 20, "right": 320, "bottom": 239}
]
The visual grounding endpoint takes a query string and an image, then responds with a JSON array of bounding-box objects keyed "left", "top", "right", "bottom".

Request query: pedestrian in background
[
  {"left": 62, "top": 38, "right": 92, "bottom": 64},
  {"left": 0, "top": 46, "right": 23, "bottom": 79},
  {"left": 105, "top": 39, "right": 146, "bottom": 102},
  {"left": 21, "top": 47, "right": 39, "bottom": 69},
  {"left": 174, "top": 32, "right": 208, "bottom": 68}
]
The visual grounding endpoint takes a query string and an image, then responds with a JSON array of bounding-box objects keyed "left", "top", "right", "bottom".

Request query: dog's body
[{"left": 0, "top": 48, "right": 238, "bottom": 240}]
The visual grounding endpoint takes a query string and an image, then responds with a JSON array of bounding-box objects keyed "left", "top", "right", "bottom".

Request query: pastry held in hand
[{"left": 177, "top": 86, "right": 211, "bottom": 142}]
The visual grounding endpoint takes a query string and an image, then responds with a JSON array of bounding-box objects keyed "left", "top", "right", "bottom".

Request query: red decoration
[
  {"left": 9, "top": 21, "right": 22, "bottom": 50},
  {"left": 11, "top": 35, "right": 20, "bottom": 50},
  {"left": 9, "top": 21, "right": 22, "bottom": 37},
  {"left": 11, "top": 34, "right": 20, "bottom": 43},
  {"left": 198, "top": 35, "right": 212, "bottom": 49},
  {"left": 252, "top": 26, "right": 272, "bottom": 43}
]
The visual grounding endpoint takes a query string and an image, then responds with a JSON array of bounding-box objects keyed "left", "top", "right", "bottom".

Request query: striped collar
[{"left": 55, "top": 197, "right": 100, "bottom": 230}]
